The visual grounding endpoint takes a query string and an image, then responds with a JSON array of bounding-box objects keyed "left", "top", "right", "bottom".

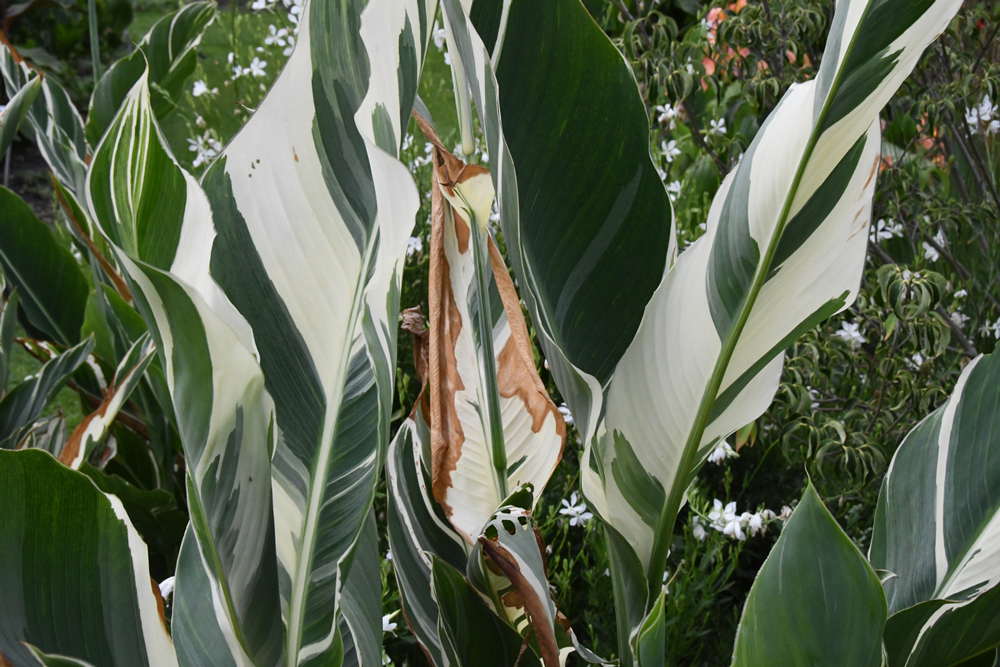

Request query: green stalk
[
  {"left": 642, "top": 17, "right": 866, "bottom": 603},
  {"left": 470, "top": 215, "right": 508, "bottom": 499},
  {"left": 88, "top": 0, "right": 101, "bottom": 85}
]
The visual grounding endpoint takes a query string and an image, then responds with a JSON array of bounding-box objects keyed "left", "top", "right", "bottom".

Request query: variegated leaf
[
  {"left": 0, "top": 449, "right": 177, "bottom": 667},
  {"left": 86, "top": 68, "right": 284, "bottom": 667},
  {"left": 415, "top": 115, "right": 565, "bottom": 542},
  {"left": 0, "top": 69, "right": 40, "bottom": 156},
  {"left": 0, "top": 37, "right": 88, "bottom": 203},
  {"left": 871, "top": 350, "right": 1000, "bottom": 667},
  {"left": 59, "top": 333, "right": 156, "bottom": 470},
  {"left": 199, "top": 0, "right": 434, "bottom": 661},
  {"left": 86, "top": 2, "right": 217, "bottom": 146}
]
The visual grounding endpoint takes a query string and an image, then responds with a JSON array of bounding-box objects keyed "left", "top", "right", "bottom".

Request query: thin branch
[
  {"left": 681, "top": 99, "right": 727, "bottom": 174},
  {"left": 934, "top": 305, "right": 979, "bottom": 358}
]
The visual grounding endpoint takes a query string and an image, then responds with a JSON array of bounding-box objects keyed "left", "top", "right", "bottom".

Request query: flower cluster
[
  {"left": 834, "top": 320, "right": 866, "bottom": 349},
  {"left": 870, "top": 217, "right": 903, "bottom": 244},
  {"left": 965, "top": 95, "right": 999, "bottom": 135},
  {"left": 694, "top": 500, "right": 790, "bottom": 542},
  {"left": 187, "top": 131, "right": 223, "bottom": 168}
]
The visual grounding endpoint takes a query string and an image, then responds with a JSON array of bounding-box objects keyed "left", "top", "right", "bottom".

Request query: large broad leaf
[
  {"left": 0, "top": 38, "right": 88, "bottom": 202},
  {"left": 0, "top": 336, "right": 94, "bottom": 449},
  {"left": 413, "top": 115, "right": 565, "bottom": 543},
  {"left": 0, "top": 187, "right": 88, "bottom": 346},
  {"left": 199, "top": 0, "right": 434, "bottom": 661},
  {"left": 444, "top": 0, "right": 676, "bottom": 448},
  {"left": 0, "top": 69, "right": 41, "bottom": 155},
  {"left": 871, "top": 350, "right": 1000, "bottom": 666},
  {"left": 447, "top": 0, "right": 961, "bottom": 618},
  {"left": 86, "top": 2, "right": 216, "bottom": 146},
  {"left": 0, "top": 290, "right": 20, "bottom": 396},
  {"left": 731, "top": 483, "right": 887, "bottom": 666},
  {"left": 0, "top": 449, "right": 177, "bottom": 667},
  {"left": 87, "top": 68, "right": 284, "bottom": 667}
]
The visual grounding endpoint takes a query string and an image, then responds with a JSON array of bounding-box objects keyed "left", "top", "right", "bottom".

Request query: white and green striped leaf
[
  {"left": 732, "top": 483, "right": 887, "bottom": 666},
  {"left": 871, "top": 349, "right": 1000, "bottom": 667},
  {"left": 386, "top": 411, "right": 469, "bottom": 666},
  {"left": 0, "top": 41, "right": 89, "bottom": 202},
  {"left": 59, "top": 333, "right": 156, "bottom": 470},
  {"left": 86, "top": 2, "right": 216, "bottom": 147},
  {"left": 0, "top": 449, "right": 177, "bottom": 667},
  {"left": 86, "top": 68, "right": 284, "bottom": 667},
  {"left": 199, "top": 0, "right": 434, "bottom": 661},
  {"left": 0, "top": 336, "right": 95, "bottom": 449},
  {"left": 0, "top": 69, "right": 41, "bottom": 155},
  {"left": 415, "top": 116, "right": 565, "bottom": 543}
]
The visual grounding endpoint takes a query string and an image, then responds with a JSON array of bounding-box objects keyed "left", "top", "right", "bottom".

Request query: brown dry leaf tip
[
  {"left": 401, "top": 306, "right": 430, "bottom": 420},
  {"left": 150, "top": 577, "right": 170, "bottom": 633},
  {"left": 478, "top": 536, "right": 561, "bottom": 667},
  {"left": 0, "top": 648, "right": 12, "bottom": 667},
  {"left": 411, "top": 109, "right": 489, "bottom": 195}
]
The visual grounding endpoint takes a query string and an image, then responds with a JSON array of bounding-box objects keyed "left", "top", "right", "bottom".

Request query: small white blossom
[
  {"left": 955, "top": 289, "right": 968, "bottom": 298},
  {"left": 385, "top": 549, "right": 392, "bottom": 562},
  {"left": 907, "top": 352, "right": 925, "bottom": 370},
  {"left": 444, "top": 51, "right": 452, "bottom": 66},
  {"left": 382, "top": 611, "right": 398, "bottom": 634},
  {"left": 707, "top": 499, "right": 725, "bottom": 530},
  {"left": 870, "top": 218, "right": 903, "bottom": 243},
  {"left": 778, "top": 506, "right": 792, "bottom": 521},
  {"left": 707, "top": 440, "right": 737, "bottom": 464},
  {"left": 980, "top": 318, "right": 1000, "bottom": 340},
  {"left": 656, "top": 166, "right": 668, "bottom": 182},
  {"left": 283, "top": 35, "right": 296, "bottom": 57},
  {"left": 949, "top": 310, "right": 969, "bottom": 329},
  {"left": 432, "top": 21, "right": 447, "bottom": 50},
  {"left": 834, "top": 321, "right": 866, "bottom": 349},
  {"left": 707, "top": 118, "right": 727, "bottom": 136},
  {"left": 661, "top": 139, "right": 681, "bottom": 163},
  {"left": 250, "top": 0, "right": 269, "bottom": 10},
  {"left": 265, "top": 24, "right": 288, "bottom": 47},
  {"left": 747, "top": 512, "right": 764, "bottom": 536},
  {"left": 406, "top": 236, "right": 423, "bottom": 258},
  {"left": 557, "top": 403, "right": 573, "bottom": 426},
  {"left": 692, "top": 516, "right": 707, "bottom": 541},
  {"left": 192, "top": 80, "right": 217, "bottom": 97},
  {"left": 559, "top": 491, "right": 593, "bottom": 527},
  {"left": 159, "top": 577, "right": 176, "bottom": 599},
  {"left": 195, "top": 114, "right": 206, "bottom": 128},
  {"left": 655, "top": 103, "right": 679, "bottom": 129},
  {"left": 666, "top": 180, "right": 682, "bottom": 203},
  {"left": 922, "top": 241, "right": 940, "bottom": 262},
  {"left": 249, "top": 57, "right": 268, "bottom": 77}
]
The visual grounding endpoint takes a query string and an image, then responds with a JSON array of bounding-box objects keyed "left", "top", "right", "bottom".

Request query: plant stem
[
  {"left": 471, "top": 218, "right": 508, "bottom": 500},
  {"left": 88, "top": 0, "right": 101, "bottom": 85}
]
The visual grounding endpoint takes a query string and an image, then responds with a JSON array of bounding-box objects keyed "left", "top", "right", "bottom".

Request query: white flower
[
  {"left": 195, "top": 114, "right": 206, "bottom": 128},
  {"left": 950, "top": 310, "right": 970, "bottom": 329},
  {"left": 656, "top": 167, "right": 668, "bottom": 182},
  {"left": 723, "top": 507, "right": 749, "bottom": 541},
  {"left": 834, "top": 321, "right": 866, "bottom": 349},
  {"left": 907, "top": 352, "right": 925, "bottom": 370},
  {"left": 955, "top": 289, "right": 968, "bottom": 298},
  {"left": 559, "top": 491, "right": 593, "bottom": 527},
  {"left": 382, "top": 611, "right": 399, "bottom": 634},
  {"left": 979, "top": 95, "right": 996, "bottom": 122},
  {"left": 981, "top": 318, "right": 1000, "bottom": 340},
  {"left": 661, "top": 139, "right": 681, "bottom": 163},
  {"left": 249, "top": 57, "right": 268, "bottom": 77},
  {"left": 232, "top": 64, "right": 246, "bottom": 79},
  {"left": 666, "top": 180, "right": 681, "bottom": 203},
  {"left": 250, "top": 0, "right": 269, "bottom": 10},
  {"left": 401, "top": 133, "right": 414, "bottom": 151},
  {"left": 265, "top": 24, "right": 288, "bottom": 47},
  {"left": 283, "top": 35, "right": 296, "bottom": 57},
  {"left": 707, "top": 440, "right": 736, "bottom": 464},
  {"left": 923, "top": 241, "right": 940, "bottom": 262},
  {"left": 778, "top": 506, "right": 792, "bottom": 521},
  {"left": 385, "top": 549, "right": 392, "bottom": 562},
  {"left": 192, "top": 80, "right": 217, "bottom": 97},
  {"left": 989, "top": 119, "right": 1000, "bottom": 135},
  {"left": 707, "top": 118, "right": 727, "bottom": 136},
  {"left": 966, "top": 106, "right": 982, "bottom": 134},
  {"left": 557, "top": 403, "right": 573, "bottom": 426},
  {"left": 406, "top": 236, "right": 423, "bottom": 258},
  {"left": 433, "top": 20, "right": 447, "bottom": 50},
  {"left": 444, "top": 51, "right": 452, "bottom": 66},
  {"left": 869, "top": 218, "right": 902, "bottom": 243},
  {"left": 692, "top": 516, "right": 707, "bottom": 541},
  {"left": 707, "top": 499, "right": 725, "bottom": 530},
  {"left": 188, "top": 131, "right": 223, "bottom": 168},
  {"left": 655, "top": 103, "right": 679, "bottom": 129},
  {"left": 808, "top": 386, "right": 820, "bottom": 410},
  {"left": 747, "top": 512, "right": 764, "bottom": 536},
  {"left": 158, "top": 576, "right": 176, "bottom": 599}
]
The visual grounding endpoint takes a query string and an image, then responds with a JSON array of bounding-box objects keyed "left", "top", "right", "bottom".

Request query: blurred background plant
[{"left": 2, "top": 0, "right": 998, "bottom": 664}]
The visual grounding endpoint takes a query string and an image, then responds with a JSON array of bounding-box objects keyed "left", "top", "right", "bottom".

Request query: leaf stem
[{"left": 88, "top": 0, "right": 101, "bottom": 85}]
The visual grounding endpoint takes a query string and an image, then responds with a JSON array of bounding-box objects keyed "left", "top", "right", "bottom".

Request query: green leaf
[
  {"left": 871, "top": 350, "right": 1000, "bottom": 666},
  {"left": 731, "top": 483, "right": 886, "bottom": 667},
  {"left": 26, "top": 646, "right": 99, "bottom": 667},
  {"left": 0, "top": 449, "right": 176, "bottom": 666},
  {"left": 0, "top": 290, "right": 20, "bottom": 396},
  {"left": 0, "top": 71, "right": 41, "bottom": 155},
  {"left": 635, "top": 591, "right": 666, "bottom": 667},
  {"left": 432, "top": 556, "right": 541, "bottom": 667},
  {"left": 87, "top": 66, "right": 283, "bottom": 667},
  {"left": 0, "top": 187, "right": 88, "bottom": 345},
  {"left": 199, "top": 0, "right": 434, "bottom": 661},
  {"left": 0, "top": 336, "right": 94, "bottom": 449},
  {"left": 85, "top": 3, "right": 216, "bottom": 147}
]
